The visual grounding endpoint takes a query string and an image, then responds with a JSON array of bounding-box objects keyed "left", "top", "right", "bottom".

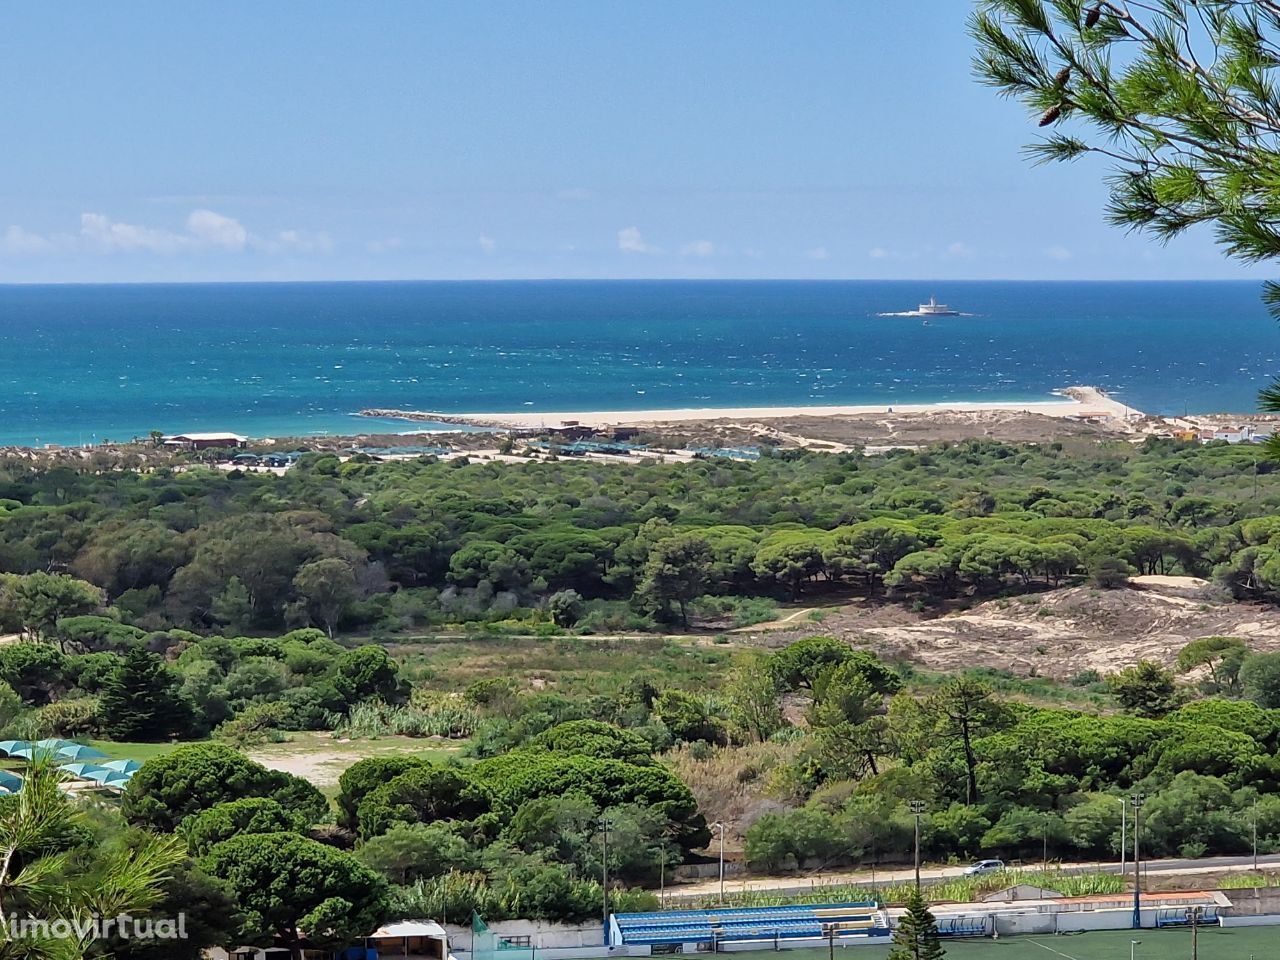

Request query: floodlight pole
[
  {"left": 1119, "top": 797, "right": 1126, "bottom": 877},
  {"left": 600, "top": 816, "right": 613, "bottom": 941},
  {"left": 712, "top": 822, "right": 727, "bottom": 904},
  {"left": 1130, "top": 793, "right": 1145, "bottom": 930},
  {"left": 909, "top": 800, "right": 927, "bottom": 892},
  {"left": 659, "top": 847, "right": 666, "bottom": 910}
]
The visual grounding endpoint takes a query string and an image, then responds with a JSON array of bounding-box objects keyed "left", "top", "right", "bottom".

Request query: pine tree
[
  {"left": 972, "top": 1, "right": 1280, "bottom": 454},
  {"left": 99, "top": 647, "right": 195, "bottom": 741},
  {"left": 212, "top": 575, "right": 254, "bottom": 634},
  {"left": 888, "top": 888, "right": 946, "bottom": 960}
]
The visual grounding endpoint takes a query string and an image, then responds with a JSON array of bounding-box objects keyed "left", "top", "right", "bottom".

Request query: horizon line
[{"left": 0, "top": 276, "right": 1271, "bottom": 287}]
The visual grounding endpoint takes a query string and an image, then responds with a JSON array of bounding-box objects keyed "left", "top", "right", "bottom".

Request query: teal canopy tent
[
  {"left": 12, "top": 746, "right": 62, "bottom": 761},
  {"left": 84, "top": 768, "right": 133, "bottom": 787},
  {"left": 57, "top": 763, "right": 110, "bottom": 780},
  {"left": 33, "top": 739, "right": 75, "bottom": 751},
  {"left": 56, "top": 744, "right": 108, "bottom": 762},
  {"left": 97, "top": 772, "right": 132, "bottom": 791},
  {"left": 100, "top": 759, "right": 143, "bottom": 773}
]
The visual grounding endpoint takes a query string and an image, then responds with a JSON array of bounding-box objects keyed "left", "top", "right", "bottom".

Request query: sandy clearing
[
  {"left": 748, "top": 578, "right": 1280, "bottom": 679},
  {"left": 246, "top": 746, "right": 369, "bottom": 786},
  {"left": 247, "top": 735, "right": 466, "bottom": 788},
  {"left": 1132, "top": 575, "right": 1212, "bottom": 589}
]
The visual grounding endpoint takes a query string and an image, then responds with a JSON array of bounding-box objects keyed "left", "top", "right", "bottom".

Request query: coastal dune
[{"left": 360, "top": 385, "right": 1141, "bottom": 430}]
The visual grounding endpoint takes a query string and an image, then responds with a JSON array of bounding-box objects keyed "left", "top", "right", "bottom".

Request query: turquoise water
[{"left": 0, "top": 280, "right": 1277, "bottom": 446}]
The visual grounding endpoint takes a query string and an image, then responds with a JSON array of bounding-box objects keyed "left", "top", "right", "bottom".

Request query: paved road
[{"left": 659, "top": 853, "right": 1280, "bottom": 900}]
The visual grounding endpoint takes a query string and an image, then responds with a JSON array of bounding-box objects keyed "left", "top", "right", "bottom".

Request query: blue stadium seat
[{"left": 612, "top": 902, "right": 886, "bottom": 947}]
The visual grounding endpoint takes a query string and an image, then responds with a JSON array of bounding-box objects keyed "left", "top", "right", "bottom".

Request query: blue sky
[{"left": 0, "top": 1, "right": 1268, "bottom": 283}]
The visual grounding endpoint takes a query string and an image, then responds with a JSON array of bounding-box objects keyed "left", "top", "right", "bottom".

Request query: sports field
[{"left": 729, "top": 927, "right": 1276, "bottom": 960}]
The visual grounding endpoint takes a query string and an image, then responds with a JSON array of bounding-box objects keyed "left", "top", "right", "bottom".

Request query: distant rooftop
[{"left": 163, "top": 432, "right": 248, "bottom": 442}]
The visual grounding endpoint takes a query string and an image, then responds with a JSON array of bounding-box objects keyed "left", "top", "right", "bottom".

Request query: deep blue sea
[{"left": 1, "top": 280, "right": 1278, "bottom": 447}]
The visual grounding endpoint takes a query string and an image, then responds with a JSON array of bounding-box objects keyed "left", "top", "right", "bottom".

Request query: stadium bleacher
[{"left": 608, "top": 903, "right": 890, "bottom": 948}]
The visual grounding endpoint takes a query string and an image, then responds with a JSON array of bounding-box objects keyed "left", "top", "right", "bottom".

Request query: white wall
[
  {"left": 893, "top": 906, "right": 1189, "bottom": 941},
  {"left": 452, "top": 948, "right": 646, "bottom": 960},
  {"left": 444, "top": 921, "right": 603, "bottom": 953},
  {"left": 992, "top": 914, "right": 1056, "bottom": 937},
  {"left": 1055, "top": 910, "right": 1136, "bottom": 933},
  {"left": 1220, "top": 915, "right": 1280, "bottom": 928}
]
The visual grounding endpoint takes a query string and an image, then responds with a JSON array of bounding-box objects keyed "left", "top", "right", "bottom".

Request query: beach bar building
[{"left": 162, "top": 432, "right": 248, "bottom": 451}]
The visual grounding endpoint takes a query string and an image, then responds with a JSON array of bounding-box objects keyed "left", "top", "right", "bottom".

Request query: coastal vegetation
[
  {"left": 20, "top": 0, "right": 1280, "bottom": 955},
  {"left": 2, "top": 437, "right": 1280, "bottom": 950},
  {"left": 1, "top": 438, "right": 1278, "bottom": 644},
  {"left": 6, "top": 619, "right": 1278, "bottom": 946}
]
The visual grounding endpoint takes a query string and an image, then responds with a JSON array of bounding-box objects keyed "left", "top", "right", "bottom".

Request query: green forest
[
  {"left": 2, "top": 437, "right": 1279, "bottom": 642},
  {"left": 3, "top": 439, "right": 1280, "bottom": 953}
]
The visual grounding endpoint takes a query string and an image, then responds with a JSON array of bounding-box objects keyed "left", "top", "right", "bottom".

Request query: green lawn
[
  {"left": 85, "top": 740, "right": 186, "bottom": 763},
  {"left": 731, "top": 927, "right": 1273, "bottom": 960}
]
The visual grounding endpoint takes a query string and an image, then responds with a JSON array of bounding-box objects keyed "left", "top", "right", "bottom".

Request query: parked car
[{"left": 963, "top": 859, "right": 1005, "bottom": 876}]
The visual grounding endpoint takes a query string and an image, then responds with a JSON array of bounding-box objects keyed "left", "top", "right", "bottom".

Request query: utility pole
[
  {"left": 1119, "top": 797, "right": 1127, "bottom": 878},
  {"left": 1254, "top": 798, "right": 1260, "bottom": 872},
  {"left": 1190, "top": 906, "right": 1202, "bottom": 960},
  {"left": 659, "top": 847, "right": 666, "bottom": 910},
  {"left": 712, "top": 821, "right": 727, "bottom": 904},
  {"left": 909, "top": 800, "right": 927, "bottom": 891},
  {"left": 1042, "top": 815, "right": 1049, "bottom": 869},
  {"left": 1130, "top": 794, "right": 1145, "bottom": 930},
  {"left": 599, "top": 816, "right": 613, "bottom": 942}
]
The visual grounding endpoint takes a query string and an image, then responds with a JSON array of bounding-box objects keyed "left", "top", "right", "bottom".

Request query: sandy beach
[{"left": 361, "top": 385, "right": 1141, "bottom": 430}]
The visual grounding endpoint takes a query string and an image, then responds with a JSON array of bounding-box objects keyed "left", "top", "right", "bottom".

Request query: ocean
[{"left": 0, "top": 279, "right": 1277, "bottom": 447}]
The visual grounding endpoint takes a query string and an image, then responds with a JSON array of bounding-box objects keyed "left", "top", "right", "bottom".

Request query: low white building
[{"left": 208, "top": 920, "right": 450, "bottom": 960}]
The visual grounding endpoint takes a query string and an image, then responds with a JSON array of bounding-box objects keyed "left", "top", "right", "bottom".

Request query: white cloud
[
  {"left": 187, "top": 209, "right": 248, "bottom": 251},
  {"left": 365, "top": 237, "right": 403, "bottom": 254},
  {"left": 1, "top": 226, "right": 55, "bottom": 255},
  {"left": 680, "top": 240, "right": 715, "bottom": 258},
  {"left": 1046, "top": 245, "right": 1073, "bottom": 261},
  {"left": 945, "top": 241, "right": 974, "bottom": 259},
  {"left": 805, "top": 246, "right": 830, "bottom": 261},
  {"left": 618, "top": 226, "right": 658, "bottom": 254},
  {"left": 268, "top": 229, "right": 333, "bottom": 254},
  {"left": 478, "top": 235, "right": 497, "bottom": 255},
  {"left": 80, "top": 213, "right": 189, "bottom": 254},
  {"left": 867, "top": 246, "right": 921, "bottom": 262},
  {"left": 0, "top": 210, "right": 335, "bottom": 258}
]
